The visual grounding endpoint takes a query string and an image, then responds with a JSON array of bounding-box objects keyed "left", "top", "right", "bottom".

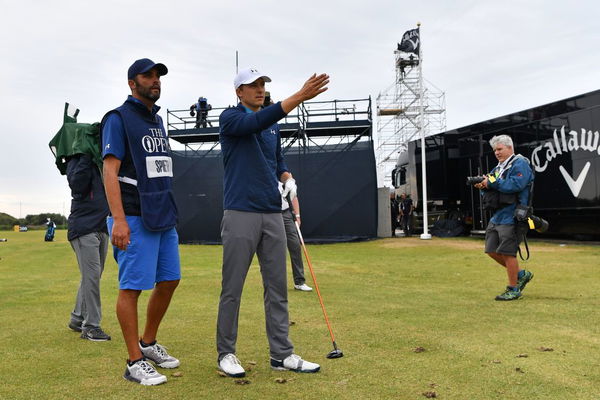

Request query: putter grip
[{"left": 286, "top": 194, "right": 297, "bottom": 220}]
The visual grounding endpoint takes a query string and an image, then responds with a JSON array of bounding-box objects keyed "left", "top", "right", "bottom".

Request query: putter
[{"left": 287, "top": 195, "right": 344, "bottom": 359}]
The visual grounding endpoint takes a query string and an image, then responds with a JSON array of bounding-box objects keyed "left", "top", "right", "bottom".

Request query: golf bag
[{"left": 45, "top": 222, "right": 55, "bottom": 242}]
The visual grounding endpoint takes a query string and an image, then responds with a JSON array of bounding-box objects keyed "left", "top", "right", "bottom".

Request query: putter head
[{"left": 326, "top": 349, "right": 344, "bottom": 359}]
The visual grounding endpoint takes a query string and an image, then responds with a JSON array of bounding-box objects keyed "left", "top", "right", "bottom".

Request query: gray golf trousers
[
  {"left": 69, "top": 232, "right": 109, "bottom": 329},
  {"left": 217, "top": 210, "right": 294, "bottom": 360},
  {"left": 282, "top": 209, "right": 306, "bottom": 285}
]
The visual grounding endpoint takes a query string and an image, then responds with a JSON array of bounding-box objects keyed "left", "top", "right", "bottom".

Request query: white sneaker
[
  {"left": 271, "top": 354, "right": 320, "bottom": 373},
  {"left": 139, "top": 341, "right": 180, "bottom": 368},
  {"left": 294, "top": 283, "right": 313, "bottom": 292},
  {"left": 218, "top": 353, "right": 246, "bottom": 377},
  {"left": 124, "top": 359, "right": 167, "bottom": 385}
]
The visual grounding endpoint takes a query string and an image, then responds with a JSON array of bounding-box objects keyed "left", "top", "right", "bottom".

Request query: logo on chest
[{"left": 142, "top": 128, "right": 169, "bottom": 153}]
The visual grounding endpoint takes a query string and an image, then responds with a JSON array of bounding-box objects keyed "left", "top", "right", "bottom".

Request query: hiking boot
[
  {"left": 68, "top": 321, "right": 82, "bottom": 332},
  {"left": 80, "top": 327, "right": 111, "bottom": 341},
  {"left": 123, "top": 359, "right": 167, "bottom": 386},
  {"left": 218, "top": 353, "right": 246, "bottom": 377},
  {"left": 495, "top": 286, "right": 522, "bottom": 301},
  {"left": 517, "top": 270, "right": 534, "bottom": 292},
  {"left": 294, "top": 283, "right": 313, "bottom": 292},
  {"left": 139, "top": 341, "right": 180, "bottom": 368},
  {"left": 271, "top": 354, "right": 320, "bottom": 373}
]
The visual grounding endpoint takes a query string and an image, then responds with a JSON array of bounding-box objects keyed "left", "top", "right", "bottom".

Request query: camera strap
[
  {"left": 494, "top": 154, "right": 515, "bottom": 178},
  {"left": 517, "top": 231, "right": 530, "bottom": 261},
  {"left": 517, "top": 178, "right": 535, "bottom": 261}
]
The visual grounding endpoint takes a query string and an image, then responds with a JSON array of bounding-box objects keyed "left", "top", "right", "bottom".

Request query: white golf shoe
[
  {"left": 271, "top": 354, "right": 320, "bottom": 373},
  {"left": 294, "top": 283, "right": 313, "bottom": 292},
  {"left": 218, "top": 353, "right": 246, "bottom": 377},
  {"left": 123, "top": 359, "right": 167, "bottom": 386}
]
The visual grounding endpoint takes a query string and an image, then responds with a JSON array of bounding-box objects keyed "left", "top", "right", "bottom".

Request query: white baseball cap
[{"left": 234, "top": 67, "right": 272, "bottom": 89}]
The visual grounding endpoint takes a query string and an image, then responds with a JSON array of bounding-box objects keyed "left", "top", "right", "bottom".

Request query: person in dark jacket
[
  {"left": 66, "top": 153, "right": 111, "bottom": 341},
  {"left": 216, "top": 67, "right": 328, "bottom": 378},
  {"left": 390, "top": 192, "right": 399, "bottom": 237},
  {"left": 399, "top": 193, "right": 413, "bottom": 237}
]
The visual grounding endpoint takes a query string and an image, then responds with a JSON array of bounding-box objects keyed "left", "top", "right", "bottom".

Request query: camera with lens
[
  {"left": 190, "top": 97, "right": 213, "bottom": 128},
  {"left": 466, "top": 175, "right": 486, "bottom": 186},
  {"left": 528, "top": 215, "right": 549, "bottom": 233},
  {"left": 198, "top": 97, "right": 210, "bottom": 112},
  {"left": 514, "top": 204, "right": 549, "bottom": 233}
]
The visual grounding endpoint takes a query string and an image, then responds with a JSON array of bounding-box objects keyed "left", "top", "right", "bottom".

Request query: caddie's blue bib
[{"left": 106, "top": 97, "right": 178, "bottom": 231}]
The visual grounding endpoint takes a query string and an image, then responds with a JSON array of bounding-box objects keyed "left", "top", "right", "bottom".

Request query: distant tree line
[{"left": 0, "top": 212, "right": 67, "bottom": 230}]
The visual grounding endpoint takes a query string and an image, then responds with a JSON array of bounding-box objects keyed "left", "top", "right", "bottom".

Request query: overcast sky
[{"left": 1, "top": 0, "right": 598, "bottom": 218}]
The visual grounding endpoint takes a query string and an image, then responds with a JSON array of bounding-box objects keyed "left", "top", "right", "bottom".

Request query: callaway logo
[
  {"left": 530, "top": 125, "right": 599, "bottom": 197},
  {"left": 270, "top": 129, "right": 276, "bottom": 135},
  {"left": 559, "top": 162, "right": 591, "bottom": 197},
  {"left": 105, "top": 144, "right": 110, "bottom": 150},
  {"left": 401, "top": 30, "right": 419, "bottom": 51},
  {"left": 405, "top": 38, "right": 419, "bottom": 51},
  {"left": 250, "top": 68, "right": 258, "bottom": 73}
]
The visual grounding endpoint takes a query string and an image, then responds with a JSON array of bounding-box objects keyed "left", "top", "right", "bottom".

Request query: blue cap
[{"left": 127, "top": 58, "right": 168, "bottom": 80}]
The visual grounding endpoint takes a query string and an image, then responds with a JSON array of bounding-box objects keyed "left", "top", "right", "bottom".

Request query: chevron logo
[{"left": 558, "top": 162, "right": 591, "bottom": 197}]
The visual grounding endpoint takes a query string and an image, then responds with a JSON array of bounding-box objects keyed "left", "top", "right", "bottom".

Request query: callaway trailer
[{"left": 392, "top": 89, "right": 600, "bottom": 240}]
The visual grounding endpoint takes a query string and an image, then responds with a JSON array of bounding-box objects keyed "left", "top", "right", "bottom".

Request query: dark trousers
[
  {"left": 282, "top": 209, "right": 306, "bottom": 285},
  {"left": 401, "top": 214, "right": 412, "bottom": 236}
]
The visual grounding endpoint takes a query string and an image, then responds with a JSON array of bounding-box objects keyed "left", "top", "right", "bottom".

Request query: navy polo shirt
[{"left": 219, "top": 102, "right": 289, "bottom": 212}]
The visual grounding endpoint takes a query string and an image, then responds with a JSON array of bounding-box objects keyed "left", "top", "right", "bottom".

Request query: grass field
[{"left": 0, "top": 229, "right": 599, "bottom": 400}]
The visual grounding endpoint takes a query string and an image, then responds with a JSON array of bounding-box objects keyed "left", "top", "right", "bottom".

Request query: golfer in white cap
[{"left": 216, "top": 67, "right": 329, "bottom": 377}]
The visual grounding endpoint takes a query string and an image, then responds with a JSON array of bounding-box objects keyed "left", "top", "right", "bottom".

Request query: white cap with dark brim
[{"left": 234, "top": 67, "right": 272, "bottom": 89}]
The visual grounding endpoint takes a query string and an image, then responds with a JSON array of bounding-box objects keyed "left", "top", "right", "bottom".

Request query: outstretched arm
[
  {"left": 281, "top": 73, "right": 329, "bottom": 114},
  {"left": 220, "top": 73, "right": 329, "bottom": 137}
]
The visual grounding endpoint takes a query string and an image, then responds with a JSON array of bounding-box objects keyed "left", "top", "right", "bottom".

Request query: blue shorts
[{"left": 107, "top": 216, "right": 181, "bottom": 290}]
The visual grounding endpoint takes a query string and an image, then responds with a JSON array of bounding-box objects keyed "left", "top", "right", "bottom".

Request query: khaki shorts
[{"left": 485, "top": 222, "right": 518, "bottom": 256}]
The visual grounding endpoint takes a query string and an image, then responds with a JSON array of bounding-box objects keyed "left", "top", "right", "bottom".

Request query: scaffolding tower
[{"left": 375, "top": 47, "right": 446, "bottom": 186}]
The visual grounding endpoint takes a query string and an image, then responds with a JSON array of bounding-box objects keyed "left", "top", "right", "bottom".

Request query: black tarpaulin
[{"left": 171, "top": 141, "right": 378, "bottom": 244}]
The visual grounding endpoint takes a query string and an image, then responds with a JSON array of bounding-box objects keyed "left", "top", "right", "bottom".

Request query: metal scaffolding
[
  {"left": 166, "top": 98, "right": 373, "bottom": 154},
  {"left": 375, "top": 48, "right": 446, "bottom": 186}
]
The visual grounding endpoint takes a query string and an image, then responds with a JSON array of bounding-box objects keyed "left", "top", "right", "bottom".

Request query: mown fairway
[{"left": 0, "top": 230, "right": 599, "bottom": 400}]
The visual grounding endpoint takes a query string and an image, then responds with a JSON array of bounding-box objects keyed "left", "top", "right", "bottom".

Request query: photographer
[
  {"left": 190, "top": 96, "right": 212, "bottom": 128},
  {"left": 474, "top": 135, "right": 534, "bottom": 301}
]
